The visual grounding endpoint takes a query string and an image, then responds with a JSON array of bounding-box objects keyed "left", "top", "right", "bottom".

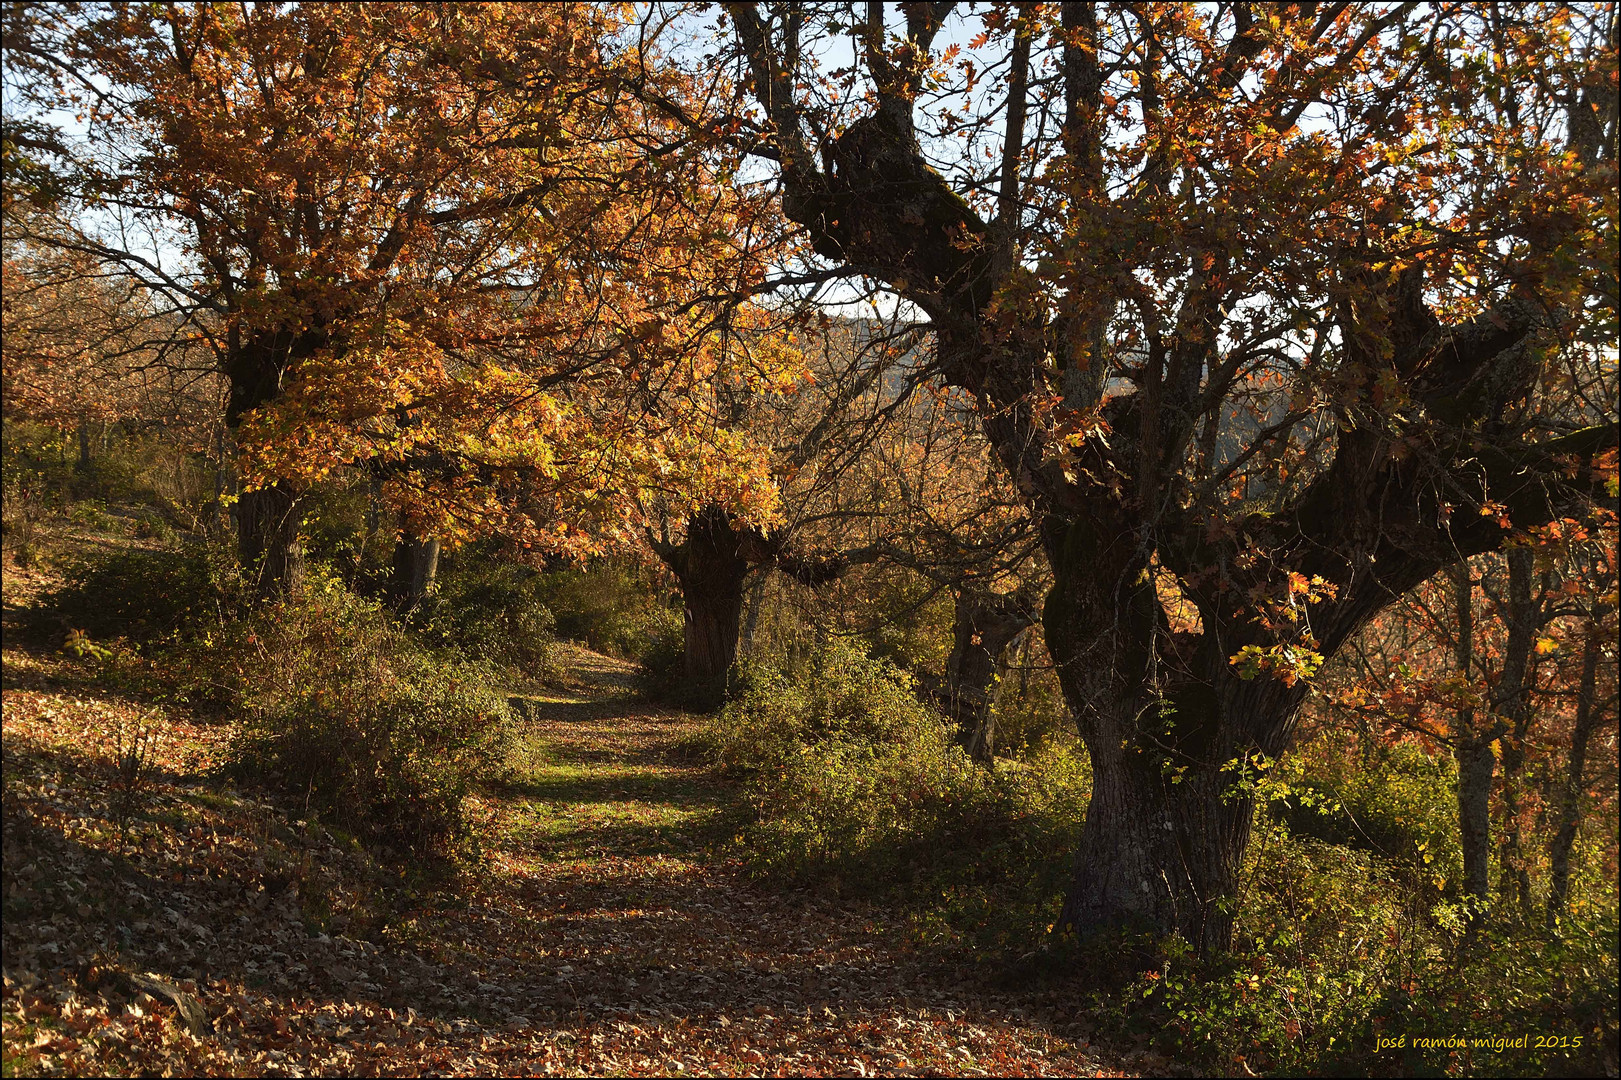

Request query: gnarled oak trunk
[
  {"left": 727, "top": 1, "right": 1618, "bottom": 955},
  {"left": 656, "top": 503, "right": 865, "bottom": 708},
  {"left": 1041, "top": 513, "right": 1312, "bottom": 950}
]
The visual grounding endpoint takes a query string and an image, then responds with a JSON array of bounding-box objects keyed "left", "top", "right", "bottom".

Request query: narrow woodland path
[{"left": 2, "top": 633, "right": 1138, "bottom": 1076}]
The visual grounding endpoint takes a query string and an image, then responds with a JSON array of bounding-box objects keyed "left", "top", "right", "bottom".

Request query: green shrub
[
  {"left": 298, "top": 478, "right": 374, "bottom": 572},
  {"left": 640, "top": 626, "right": 693, "bottom": 702},
  {"left": 830, "top": 564, "right": 955, "bottom": 684},
  {"left": 1, "top": 421, "right": 215, "bottom": 512},
  {"left": 37, "top": 544, "right": 236, "bottom": 644},
  {"left": 708, "top": 643, "right": 943, "bottom": 772},
  {"left": 1096, "top": 803, "right": 1618, "bottom": 1076},
  {"left": 537, "top": 560, "right": 682, "bottom": 661},
  {"left": 66, "top": 500, "right": 116, "bottom": 530},
  {"left": 707, "top": 640, "right": 1090, "bottom": 949},
  {"left": 38, "top": 540, "right": 513, "bottom": 858},
  {"left": 986, "top": 630, "right": 1074, "bottom": 760},
  {"left": 2, "top": 422, "right": 224, "bottom": 544},
  {"left": 1101, "top": 815, "right": 1416, "bottom": 1072},
  {"left": 79, "top": 456, "right": 153, "bottom": 505},
  {"left": 2, "top": 423, "right": 71, "bottom": 506},
  {"left": 1275, "top": 741, "right": 1463, "bottom": 891},
  {"left": 222, "top": 576, "right": 510, "bottom": 859},
  {"left": 131, "top": 509, "right": 177, "bottom": 543},
  {"left": 0, "top": 479, "right": 43, "bottom": 567},
  {"left": 414, "top": 556, "right": 559, "bottom": 678}
]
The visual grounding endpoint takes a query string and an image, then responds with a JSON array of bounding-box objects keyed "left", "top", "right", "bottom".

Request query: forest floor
[{"left": 1, "top": 514, "right": 1148, "bottom": 1077}]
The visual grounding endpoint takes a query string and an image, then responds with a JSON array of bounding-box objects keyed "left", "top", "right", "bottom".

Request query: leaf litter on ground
[{"left": 3, "top": 634, "right": 1142, "bottom": 1076}]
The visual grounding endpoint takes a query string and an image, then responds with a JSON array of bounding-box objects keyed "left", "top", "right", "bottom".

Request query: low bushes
[
  {"left": 985, "top": 630, "right": 1074, "bottom": 759},
  {"left": 1086, "top": 744, "right": 1619, "bottom": 1077},
  {"left": 39, "top": 545, "right": 236, "bottom": 645},
  {"left": 535, "top": 560, "right": 682, "bottom": 662},
  {"left": 1, "top": 421, "right": 218, "bottom": 524},
  {"left": 414, "top": 556, "right": 559, "bottom": 678},
  {"left": 1275, "top": 741, "right": 1463, "bottom": 890},
  {"left": 219, "top": 577, "right": 512, "bottom": 859},
  {"left": 705, "top": 640, "right": 1090, "bottom": 949},
  {"left": 1097, "top": 813, "right": 1618, "bottom": 1076},
  {"left": 714, "top": 646, "right": 1616, "bottom": 1074},
  {"left": 33, "top": 543, "right": 511, "bottom": 862}
]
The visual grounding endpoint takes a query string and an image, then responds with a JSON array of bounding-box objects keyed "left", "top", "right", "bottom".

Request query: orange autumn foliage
[{"left": 41, "top": 2, "right": 798, "bottom": 556}]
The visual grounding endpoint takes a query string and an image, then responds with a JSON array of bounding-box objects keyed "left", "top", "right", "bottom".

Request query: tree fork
[{"left": 726, "top": 1, "right": 1619, "bottom": 955}]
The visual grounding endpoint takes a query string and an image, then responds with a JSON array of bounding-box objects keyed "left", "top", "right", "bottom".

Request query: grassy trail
[
  {"left": 456, "top": 647, "right": 1126, "bottom": 1075},
  {"left": 2, "top": 537, "right": 1132, "bottom": 1075}
]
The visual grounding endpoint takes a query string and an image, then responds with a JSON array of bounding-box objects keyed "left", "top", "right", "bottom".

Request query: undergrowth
[
  {"left": 33, "top": 547, "right": 512, "bottom": 864},
  {"left": 1082, "top": 750, "right": 1620, "bottom": 1077},
  {"left": 713, "top": 650, "right": 1617, "bottom": 1076},
  {"left": 535, "top": 560, "right": 682, "bottom": 664},
  {"left": 221, "top": 575, "right": 513, "bottom": 862},
  {"left": 704, "top": 639, "right": 1090, "bottom": 952},
  {"left": 412, "top": 555, "right": 561, "bottom": 680}
]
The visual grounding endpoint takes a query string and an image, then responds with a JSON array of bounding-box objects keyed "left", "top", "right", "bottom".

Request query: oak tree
[
  {"left": 720, "top": 0, "right": 1618, "bottom": 950},
  {"left": 13, "top": 2, "right": 788, "bottom": 592}
]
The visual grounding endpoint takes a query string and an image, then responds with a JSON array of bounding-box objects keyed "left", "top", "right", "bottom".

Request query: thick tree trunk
[
  {"left": 392, "top": 526, "right": 441, "bottom": 610},
  {"left": 1045, "top": 521, "right": 1306, "bottom": 953},
  {"left": 237, "top": 483, "right": 305, "bottom": 596},
  {"left": 1548, "top": 629, "right": 1602, "bottom": 924},
  {"left": 946, "top": 589, "right": 1037, "bottom": 764},
  {"left": 224, "top": 323, "right": 327, "bottom": 596},
  {"left": 1055, "top": 671, "right": 1301, "bottom": 953},
  {"left": 1063, "top": 758, "right": 1250, "bottom": 952},
  {"left": 75, "top": 419, "right": 92, "bottom": 472},
  {"left": 679, "top": 505, "right": 750, "bottom": 706}
]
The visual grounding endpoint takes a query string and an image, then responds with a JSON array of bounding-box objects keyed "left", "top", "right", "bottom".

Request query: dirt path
[
  {"left": 457, "top": 656, "right": 1126, "bottom": 1076},
  {"left": 2, "top": 636, "right": 1134, "bottom": 1076}
]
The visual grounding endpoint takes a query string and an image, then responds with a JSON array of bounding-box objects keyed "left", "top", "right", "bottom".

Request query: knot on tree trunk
[{"left": 788, "top": 115, "right": 995, "bottom": 317}]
